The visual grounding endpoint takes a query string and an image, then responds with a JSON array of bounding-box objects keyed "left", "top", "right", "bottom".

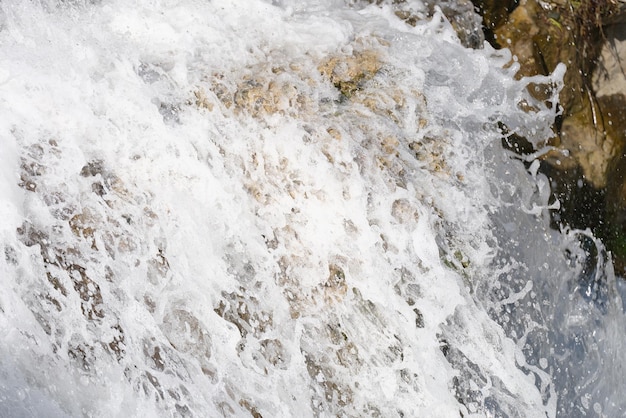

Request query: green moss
[
  {"left": 441, "top": 248, "right": 470, "bottom": 273},
  {"left": 603, "top": 229, "right": 626, "bottom": 274}
]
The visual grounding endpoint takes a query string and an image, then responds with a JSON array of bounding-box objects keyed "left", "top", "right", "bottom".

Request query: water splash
[{"left": 0, "top": 1, "right": 621, "bottom": 417}]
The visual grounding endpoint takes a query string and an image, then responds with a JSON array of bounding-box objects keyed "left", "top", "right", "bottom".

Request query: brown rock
[{"left": 480, "top": 0, "right": 622, "bottom": 187}]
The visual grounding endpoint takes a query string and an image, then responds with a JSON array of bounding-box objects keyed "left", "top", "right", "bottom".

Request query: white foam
[{"left": 0, "top": 0, "right": 610, "bottom": 417}]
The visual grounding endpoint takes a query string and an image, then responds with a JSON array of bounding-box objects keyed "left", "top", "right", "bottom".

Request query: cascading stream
[{"left": 0, "top": 1, "right": 623, "bottom": 417}]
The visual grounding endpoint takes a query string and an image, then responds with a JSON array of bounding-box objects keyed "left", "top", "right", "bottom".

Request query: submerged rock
[{"left": 361, "top": 0, "right": 485, "bottom": 48}]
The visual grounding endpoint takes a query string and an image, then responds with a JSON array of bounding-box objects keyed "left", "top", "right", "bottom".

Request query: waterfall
[{"left": 0, "top": 1, "right": 623, "bottom": 416}]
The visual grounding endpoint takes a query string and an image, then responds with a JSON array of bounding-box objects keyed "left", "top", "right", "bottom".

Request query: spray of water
[{"left": 0, "top": 1, "right": 623, "bottom": 417}]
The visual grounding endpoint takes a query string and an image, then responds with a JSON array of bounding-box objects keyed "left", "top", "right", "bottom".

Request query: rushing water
[{"left": 0, "top": 1, "right": 624, "bottom": 417}]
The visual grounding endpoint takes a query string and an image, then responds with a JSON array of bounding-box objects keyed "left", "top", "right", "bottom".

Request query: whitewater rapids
[{"left": 0, "top": 1, "right": 623, "bottom": 417}]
